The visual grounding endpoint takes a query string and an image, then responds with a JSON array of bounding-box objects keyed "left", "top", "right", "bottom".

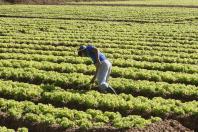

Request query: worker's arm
[
  {"left": 92, "top": 47, "right": 101, "bottom": 64},
  {"left": 90, "top": 47, "right": 101, "bottom": 84},
  {"left": 90, "top": 63, "right": 99, "bottom": 84}
]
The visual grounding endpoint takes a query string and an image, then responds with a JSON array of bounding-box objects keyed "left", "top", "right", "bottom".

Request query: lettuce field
[{"left": 0, "top": 3, "right": 198, "bottom": 132}]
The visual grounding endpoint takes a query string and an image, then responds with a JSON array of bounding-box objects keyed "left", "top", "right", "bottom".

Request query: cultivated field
[
  {"left": 68, "top": 0, "right": 198, "bottom": 6},
  {"left": 0, "top": 2, "right": 198, "bottom": 132}
]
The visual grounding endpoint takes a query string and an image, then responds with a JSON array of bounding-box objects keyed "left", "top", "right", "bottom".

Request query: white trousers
[{"left": 96, "top": 59, "right": 112, "bottom": 91}]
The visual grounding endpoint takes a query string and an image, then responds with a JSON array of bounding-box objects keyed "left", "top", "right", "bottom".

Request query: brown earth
[{"left": 127, "top": 119, "right": 193, "bottom": 132}]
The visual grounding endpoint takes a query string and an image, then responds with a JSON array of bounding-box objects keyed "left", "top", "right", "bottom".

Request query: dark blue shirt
[{"left": 86, "top": 45, "right": 106, "bottom": 64}]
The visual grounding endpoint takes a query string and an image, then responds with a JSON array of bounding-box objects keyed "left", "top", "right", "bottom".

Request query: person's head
[{"left": 78, "top": 46, "right": 87, "bottom": 57}]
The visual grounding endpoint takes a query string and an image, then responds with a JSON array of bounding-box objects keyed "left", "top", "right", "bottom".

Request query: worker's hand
[{"left": 89, "top": 83, "right": 93, "bottom": 90}]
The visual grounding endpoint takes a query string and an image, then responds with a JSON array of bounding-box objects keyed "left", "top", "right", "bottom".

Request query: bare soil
[{"left": 128, "top": 119, "right": 193, "bottom": 132}]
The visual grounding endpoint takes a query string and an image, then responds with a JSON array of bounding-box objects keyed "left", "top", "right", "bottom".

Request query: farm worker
[{"left": 78, "top": 45, "right": 117, "bottom": 94}]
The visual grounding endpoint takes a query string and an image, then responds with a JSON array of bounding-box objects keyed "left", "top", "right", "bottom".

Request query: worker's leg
[
  {"left": 106, "top": 61, "right": 112, "bottom": 83},
  {"left": 96, "top": 60, "right": 111, "bottom": 93},
  {"left": 105, "top": 61, "right": 117, "bottom": 94}
]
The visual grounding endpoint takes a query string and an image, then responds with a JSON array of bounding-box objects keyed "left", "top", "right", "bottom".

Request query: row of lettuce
[
  {"left": 1, "top": 58, "right": 198, "bottom": 87},
  {"left": 0, "top": 31, "right": 196, "bottom": 45},
  {"left": 0, "top": 126, "right": 28, "bottom": 132},
  {"left": 0, "top": 40, "right": 198, "bottom": 58},
  {"left": 1, "top": 19, "right": 197, "bottom": 47},
  {"left": 1, "top": 34, "right": 197, "bottom": 49},
  {"left": 1, "top": 31, "right": 196, "bottom": 48},
  {"left": 0, "top": 44, "right": 198, "bottom": 73},
  {"left": 1, "top": 47, "right": 198, "bottom": 71},
  {"left": 1, "top": 49, "right": 198, "bottom": 74},
  {"left": 0, "top": 97, "right": 161, "bottom": 129},
  {"left": 0, "top": 6, "right": 198, "bottom": 24},
  {"left": 1, "top": 46, "right": 198, "bottom": 66},
  {"left": 0, "top": 43, "right": 198, "bottom": 61},
  {"left": 0, "top": 79, "right": 198, "bottom": 118},
  {"left": 0, "top": 66, "right": 197, "bottom": 101},
  {"left": 1, "top": 57, "right": 198, "bottom": 76}
]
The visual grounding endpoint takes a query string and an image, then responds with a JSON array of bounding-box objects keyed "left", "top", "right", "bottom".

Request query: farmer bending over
[{"left": 78, "top": 45, "right": 117, "bottom": 94}]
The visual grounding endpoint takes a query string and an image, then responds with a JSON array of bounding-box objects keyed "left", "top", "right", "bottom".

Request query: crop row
[
  {"left": 1, "top": 36, "right": 198, "bottom": 58},
  {"left": 2, "top": 58, "right": 198, "bottom": 86},
  {"left": 1, "top": 26, "right": 197, "bottom": 44},
  {"left": 0, "top": 5, "right": 198, "bottom": 23},
  {"left": 0, "top": 126, "right": 28, "bottom": 132},
  {"left": 1, "top": 55, "right": 198, "bottom": 86},
  {"left": 3, "top": 53, "right": 198, "bottom": 77},
  {"left": 1, "top": 28, "right": 197, "bottom": 44},
  {"left": 1, "top": 54, "right": 197, "bottom": 85},
  {"left": 73, "top": 0, "right": 198, "bottom": 6},
  {"left": 1, "top": 41, "right": 198, "bottom": 60},
  {"left": 3, "top": 53, "right": 198, "bottom": 75},
  {"left": 1, "top": 35, "right": 198, "bottom": 53},
  {"left": 0, "top": 47, "right": 74, "bottom": 57},
  {"left": 112, "top": 59, "right": 198, "bottom": 74},
  {"left": 1, "top": 41, "right": 197, "bottom": 55},
  {"left": 1, "top": 18, "right": 198, "bottom": 46},
  {"left": 2, "top": 22, "right": 197, "bottom": 38},
  {"left": 0, "top": 97, "right": 161, "bottom": 129},
  {"left": 1, "top": 15, "right": 197, "bottom": 32},
  {"left": 1, "top": 29, "right": 197, "bottom": 51},
  {"left": 0, "top": 66, "right": 197, "bottom": 101},
  {"left": 1, "top": 32, "right": 198, "bottom": 49},
  {"left": 1, "top": 20, "right": 197, "bottom": 37},
  {"left": 1, "top": 47, "right": 198, "bottom": 66},
  {"left": 0, "top": 43, "right": 72, "bottom": 51},
  {"left": 1, "top": 46, "right": 198, "bottom": 69},
  {"left": 0, "top": 79, "right": 197, "bottom": 120}
]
